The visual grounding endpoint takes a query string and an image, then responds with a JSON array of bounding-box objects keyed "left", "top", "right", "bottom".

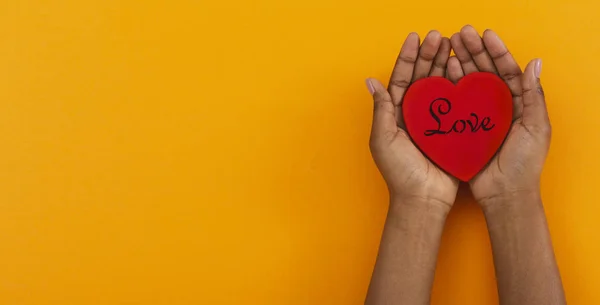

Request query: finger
[
  {"left": 450, "top": 33, "right": 478, "bottom": 74},
  {"left": 389, "top": 33, "right": 420, "bottom": 109},
  {"left": 483, "top": 29, "right": 524, "bottom": 119},
  {"left": 447, "top": 56, "right": 464, "bottom": 83},
  {"left": 521, "top": 59, "right": 550, "bottom": 133},
  {"left": 367, "top": 78, "right": 399, "bottom": 140},
  {"left": 412, "top": 30, "right": 442, "bottom": 81},
  {"left": 459, "top": 25, "right": 496, "bottom": 73},
  {"left": 429, "top": 37, "right": 451, "bottom": 77}
]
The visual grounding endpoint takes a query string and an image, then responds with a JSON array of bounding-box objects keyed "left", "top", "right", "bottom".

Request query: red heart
[{"left": 402, "top": 72, "right": 513, "bottom": 181}]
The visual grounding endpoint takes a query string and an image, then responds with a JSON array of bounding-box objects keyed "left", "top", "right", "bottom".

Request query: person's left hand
[
  {"left": 446, "top": 25, "right": 551, "bottom": 208},
  {"left": 367, "top": 31, "right": 459, "bottom": 209}
]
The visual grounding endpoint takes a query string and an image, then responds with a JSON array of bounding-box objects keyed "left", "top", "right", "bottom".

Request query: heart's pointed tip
[{"left": 457, "top": 174, "right": 473, "bottom": 182}]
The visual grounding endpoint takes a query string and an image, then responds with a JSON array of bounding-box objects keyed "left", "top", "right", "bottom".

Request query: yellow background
[{"left": 0, "top": 0, "right": 598, "bottom": 304}]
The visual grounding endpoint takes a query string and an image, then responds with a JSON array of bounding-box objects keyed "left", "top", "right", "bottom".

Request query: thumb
[
  {"left": 521, "top": 59, "right": 551, "bottom": 132},
  {"left": 366, "top": 78, "right": 398, "bottom": 141}
]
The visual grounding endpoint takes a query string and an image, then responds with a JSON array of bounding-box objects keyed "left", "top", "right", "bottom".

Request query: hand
[
  {"left": 447, "top": 25, "right": 551, "bottom": 208},
  {"left": 367, "top": 31, "right": 459, "bottom": 210}
]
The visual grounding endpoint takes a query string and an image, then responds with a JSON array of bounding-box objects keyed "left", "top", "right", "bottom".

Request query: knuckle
[
  {"left": 522, "top": 87, "right": 534, "bottom": 97},
  {"left": 470, "top": 46, "right": 487, "bottom": 57},
  {"left": 523, "top": 81, "right": 545, "bottom": 98},
  {"left": 372, "top": 97, "right": 385, "bottom": 108},
  {"left": 432, "top": 60, "right": 446, "bottom": 70},
  {"left": 398, "top": 54, "right": 417, "bottom": 64},
  {"left": 501, "top": 71, "right": 522, "bottom": 82},
  {"left": 456, "top": 53, "right": 473, "bottom": 62},
  {"left": 372, "top": 90, "right": 388, "bottom": 101},
  {"left": 536, "top": 83, "right": 545, "bottom": 97},
  {"left": 373, "top": 95, "right": 390, "bottom": 109},
  {"left": 511, "top": 92, "right": 524, "bottom": 99},
  {"left": 491, "top": 49, "right": 510, "bottom": 60},
  {"left": 419, "top": 51, "right": 437, "bottom": 61},
  {"left": 389, "top": 79, "right": 411, "bottom": 89}
]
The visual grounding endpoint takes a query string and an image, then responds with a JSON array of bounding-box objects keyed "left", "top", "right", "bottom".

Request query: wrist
[
  {"left": 480, "top": 190, "right": 543, "bottom": 218},
  {"left": 385, "top": 195, "right": 450, "bottom": 236},
  {"left": 389, "top": 195, "right": 451, "bottom": 218}
]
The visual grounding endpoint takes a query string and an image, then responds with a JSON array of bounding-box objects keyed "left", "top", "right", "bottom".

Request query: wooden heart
[{"left": 402, "top": 72, "right": 513, "bottom": 181}]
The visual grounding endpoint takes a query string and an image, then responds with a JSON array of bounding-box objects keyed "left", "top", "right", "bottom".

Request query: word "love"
[{"left": 424, "top": 98, "right": 495, "bottom": 136}]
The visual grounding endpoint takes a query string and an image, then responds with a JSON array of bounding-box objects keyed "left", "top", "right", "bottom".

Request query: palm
[
  {"left": 447, "top": 26, "right": 550, "bottom": 203},
  {"left": 471, "top": 123, "right": 533, "bottom": 200},
  {"left": 368, "top": 31, "right": 459, "bottom": 207},
  {"left": 388, "top": 130, "right": 459, "bottom": 203}
]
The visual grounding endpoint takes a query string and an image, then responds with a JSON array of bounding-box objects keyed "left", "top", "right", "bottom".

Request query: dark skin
[{"left": 365, "top": 26, "right": 565, "bottom": 305}]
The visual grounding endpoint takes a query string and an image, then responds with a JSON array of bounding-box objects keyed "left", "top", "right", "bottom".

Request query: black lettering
[
  {"left": 481, "top": 117, "right": 495, "bottom": 131},
  {"left": 452, "top": 119, "right": 467, "bottom": 133},
  {"left": 424, "top": 98, "right": 451, "bottom": 136},
  {"left": 423, "top": 98, "right": 496, "bottom": 136},
  {"left": 466, "top": 113, "right": 481, "bottom": 132}
]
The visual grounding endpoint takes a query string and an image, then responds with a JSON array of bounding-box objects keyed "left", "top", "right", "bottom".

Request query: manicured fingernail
[
  {"left": 366, "top": 78, "right": 375, "bottom": 95},
  {"left": 534, "top": 59, "right": 542, "bottom": 78}
]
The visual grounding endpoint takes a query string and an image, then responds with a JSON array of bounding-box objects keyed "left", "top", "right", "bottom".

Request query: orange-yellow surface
[{"left": 0, "top": 1, "right": 597, "bottom": 304}]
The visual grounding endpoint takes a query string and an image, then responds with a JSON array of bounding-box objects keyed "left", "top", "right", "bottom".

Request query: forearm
[
  {"left": 365, "top": 197, "right": 449, "bottom": 305},
  {"left": 482, "top": 192, "right": 566, "bottom": 305}
]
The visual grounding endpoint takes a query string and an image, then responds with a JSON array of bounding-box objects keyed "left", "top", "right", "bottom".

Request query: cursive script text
[{"left": 424, "top": 98, "right": 495, "bottom": 136}]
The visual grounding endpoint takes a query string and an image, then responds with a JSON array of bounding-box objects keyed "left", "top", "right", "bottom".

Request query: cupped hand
[
  {"left": 367, "top": 31, "right": 459, "bottom": 209},
  {"left": 447, "top": 25, "right": 551, "bottom": 208}
]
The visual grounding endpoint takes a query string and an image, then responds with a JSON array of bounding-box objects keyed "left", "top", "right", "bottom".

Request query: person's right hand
[
  {"left": 367, "top": 31, "right": 459, "bottom": 210},
  {"left": 446, "top": 25, "right": 551, "bottom": 208}
]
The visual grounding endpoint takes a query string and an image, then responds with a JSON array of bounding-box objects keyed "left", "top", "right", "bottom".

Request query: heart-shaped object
[{"left": 402, "top": 72, "right": 513, "bottom": 181}]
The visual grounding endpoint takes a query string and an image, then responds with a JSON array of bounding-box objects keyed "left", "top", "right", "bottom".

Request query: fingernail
[
  {"left": 534, "top": 59, "right": 542, "bottom": 78},
  {"left": 366, "top": 78, "right": 375, "bottom": 95}
]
